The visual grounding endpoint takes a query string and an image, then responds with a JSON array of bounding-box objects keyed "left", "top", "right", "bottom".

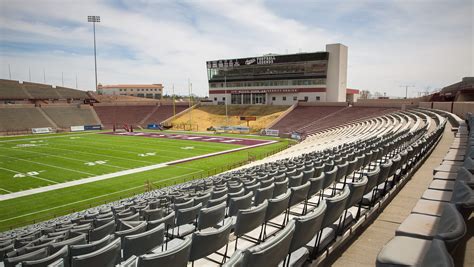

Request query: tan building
[
  {"left": 97, "top": 84, "right": 163, "bottom": 99},
  {"left": 206, "top": 43, "right": 358, "bottom": 105}
]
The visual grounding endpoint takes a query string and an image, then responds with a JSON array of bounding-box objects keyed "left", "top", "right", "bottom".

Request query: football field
[{"left": 0, "top": 131, "right": 288, "bottom": 231}]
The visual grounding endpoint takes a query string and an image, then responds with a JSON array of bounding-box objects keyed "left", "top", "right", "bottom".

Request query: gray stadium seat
[
  {"left": 115, "top": 221, "right": 147, "bottom": 241},
  {"left": 137, "top": 235, "right": 192, "bottom": 267},
  {"left": 22, "top": 245, "right": 69, "bottom": 267},
  {"left": 242, "top": 220, "right": 295, "bottom": 267},
  {"left": 147, "top": 211, "right": 175, "bottom": 231},
  {"left": 197, "top": 202, "right": 226, "bottom": 230},
  {"left": 71, "top": 237, "right": 121, "bottom": 267},
  {"left": 3, "top": 247, "right": 48, "bottom": 267},
  {"left": 228, "top": 192, "right": 253, "bottom": 217},
  {"left": 234, "top": 201, "right": 268, "bottom": 249},
  {"left": 273, "top": 178, "right": 289, "bottom": 198},
  {"left": 70, "top": 234, "right": 114, "bottom": 258},
  {"left": 286, "top": 201, "right": 327, "bottom": 267},
  {"left": 172, "top": 203, "right": 202, "bottom": 237},
  {"left": 89, "top": 220, "right": 116, "bottom": 242},
  {"left": 289, "top": 182, "right": 311, "bottom": 215},
  {"left": 254, "top": 184, "right": 275, "bottom": 206},
  {"left": 308, "top": 187, "right": 350, "bottom": 257},
  {"left": 49, "top": 234, "right": 87, "bottom": 254},
  {"left": 189, "top": 219, "right": 233, "bottom": 264},
  {"left": 123, "top": 223, "right": 165, "bottom": 260}
]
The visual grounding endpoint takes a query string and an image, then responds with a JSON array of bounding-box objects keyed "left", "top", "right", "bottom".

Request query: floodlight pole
[
  {"left": 400, "top": 85, "right": 414, "bottom": 99},
  {"left": 224, "top": 70, "right": 229, "bottom": 127},
  {"left": 88, "top": 16, "right": 100, "bottom": 91}
]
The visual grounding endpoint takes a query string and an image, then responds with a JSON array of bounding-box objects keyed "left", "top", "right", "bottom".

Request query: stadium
[{"left": 0, "top": 2, "right": 473, "bottom": 267}]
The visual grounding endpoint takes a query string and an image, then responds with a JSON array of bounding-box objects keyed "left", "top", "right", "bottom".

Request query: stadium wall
[
  {"left": 417, "top": 101, "right": 474, "bottom": 119},
  {"left": 298, "top": 101, "right": 348, "bottom": 107}
]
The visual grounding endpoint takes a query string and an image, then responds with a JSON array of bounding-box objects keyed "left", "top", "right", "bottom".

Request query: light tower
[{"left": 87, "top": 15, "right": 100, "bottom": 91}]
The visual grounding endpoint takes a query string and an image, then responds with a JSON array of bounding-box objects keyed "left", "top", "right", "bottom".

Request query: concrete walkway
[{"left": 332, "top": 124, "right": 455, "bottom": 266}]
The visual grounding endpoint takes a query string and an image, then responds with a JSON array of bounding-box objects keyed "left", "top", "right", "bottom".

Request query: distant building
[
  {"left": 97, "top": 84, "right": 163, "bottom": 99},
  {"left": 206, "top": 43, "right": 358, "bottom": 105}
]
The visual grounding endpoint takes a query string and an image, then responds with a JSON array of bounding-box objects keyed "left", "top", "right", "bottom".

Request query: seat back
[
  {"left": 420, "top": 239, "right": 454, "bottom": 267},
  {"left": 363, "top": 166, "right": 381, "bottom": 195},
  {"left": 49, "top": 234, "right": 86, "bottom": 254},
  {"left": 197, "top": 202, "right": 226, "bottom": 230},
  {"left": 255, "top": 184, "right": 275, "bottom": 206},
  {"left": 3, "top": 248, "right": 48, "bottom": 267},
  {"left": 228, "top": 192, "right": 253, "bottom": 217},
  {"left": 266, "top": 190, "right": 291, "bottom": 221},
  {"left": 289, "top": 181, "right": 310, "bottom": 207},
  {"left": 207, "top": 194, "right": 227, "bottom": 208},
  {"left": 190, "top": 219, "right": 233, "bottom": 261},
  {"left": 176, "top": 203, "right": 202, "bottom": 226},
  {"left": 193, "top": 193, "right": 211, "bottom": 207},
  {"left": 242, "top": 221, "right": 295, "bottom": 267},
  {"left": 89, "top": 220, "right": 116, "bottom": 242},
  {"left": 346, "top": 176, "right": 368, "bottom": 208},
  {"left": 234, "top": 201, "right": 268, "bottom": 237},
  {"left": 23, "top": 245, "right": 69, "bottom": 267},
  {"left": 302, "top": 168, "right": 314, "bottom": 184},
  {"left": 322, "top": 166, "right": 338, "bottom": 189},
  {"left": 436, "top": 203, "right": 467, "bottom": 251},
  {"left": 288, "top": 172, "right": 303, "bottom": 188},
  {"left": 212, "top": 188, "right": 228, "bottom": 199},
  {"left": 115, "top": 221, "right": 147, "bottom": 241},
  {"left": 147, "top": 211, "right": 175, "bottom": 231},
  {"left": 321, "top": 187, "right": 350, "bottom": 228},
  {"left": 335, "top": 161, "right": 349, "bottom": 182},
  {"left": 244, "top": 182, "right": 261, "bottom": 196},
  {"left": 173, "top": 199, "right": 193, "bottom": 212},
  {"left": 70, "top": 234, "right": 114, "bottom": 258},
  {"left": 123, "top": 223, "right": 165, "bottom": 260},
  {"left": 141, "top": 208, "right": 163, "bottom": 221},
  {"left": 289, "top": 201, "right": 327, "bottom": 253},
  {"left": 308, "top": 172, "right": 325, "bottom": 197},
  {"left": 273, "top": 178, "right": 289, "bottom": 198},
  {"left": 138, "top": 236, "right": 192, "bottom": 267},
  {"left": 71, "top": 237, "right": 121, "bottom": 267}
]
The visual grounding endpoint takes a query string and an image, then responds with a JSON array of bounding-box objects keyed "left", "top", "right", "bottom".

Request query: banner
[
  {"left": 70, "top": 125, "right": 85, "bottom": 132},
  {"left": 84, "top": 125, "right": 102, "bottom": 130},
  {"left": 261, "top": 129, "right": 279, "bottom": 136},
  {"left": 32, "top": 127, "right": 53, "bottom": 134},
  {"left": 215, "top": 126, "right": 250, "bottom": 132},
  {"left": 291, "top": 132, "right": 302, "bottom": 140},
  {"left": 147, "top": 124, "right": 163, "bottom": 130}
]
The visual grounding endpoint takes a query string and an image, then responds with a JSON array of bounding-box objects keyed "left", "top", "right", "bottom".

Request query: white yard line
[
  {"left": 0, "top": 146, "right": 128, "bottom": 171},
  {"left": 0, "top": 140, "right": 276, "bottom": 202},
  {"left": 0, "top": 167, "right": 59, "bottom": 184},
  {"left": 0, "top": 155, "right": 96, "bottom": 176},
  {"left": 0, "top": 188, "right": 13, "bottom": 193},
  {"left": 0, "top": 170, "right": 203, "bottom": 223},
  {"left": 0, "top": 132, "right": 100, "bottom": 143}
]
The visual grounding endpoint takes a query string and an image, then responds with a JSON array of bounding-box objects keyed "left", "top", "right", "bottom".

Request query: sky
[{"left": 0, "top": 0, "right": 473, "bottom": 97}]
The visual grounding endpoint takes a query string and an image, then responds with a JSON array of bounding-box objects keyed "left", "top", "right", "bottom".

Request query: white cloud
[{"left": 0, "top": 0, "right": 472, "bottom": 97}]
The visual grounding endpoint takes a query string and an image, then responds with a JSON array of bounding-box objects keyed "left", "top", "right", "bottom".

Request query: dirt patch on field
[{"left": 171, "top": 106, "right": 288, "bottom": 132}]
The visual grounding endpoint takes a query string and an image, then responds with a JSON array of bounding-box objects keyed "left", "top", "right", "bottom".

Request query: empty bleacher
[
  {"left": 0, "top": 80, "right": 30, "bottom": 100},
  {"left": 93, "top": 104, "right": 159, "bottom": 129},
  {"left": 143, "top": 104, "right": 188, "bottom": 125},
  {"left": 0, "top": 80, "right": 90, "bottom": 101},
  {"left": 41, "top": 106, "right": 100, "bottom": 128},
  {"left": 1, "top": 109, "right": 464, "bottom": 267},
  {"left": 0, "top": 106, "right": 54, "bottom": 132},
  {"left": 271, "top": 106, "right": 346, "bottom": 134}
]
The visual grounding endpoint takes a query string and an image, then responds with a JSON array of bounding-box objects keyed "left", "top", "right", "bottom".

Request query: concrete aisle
[{"left": 332, "top": 124, "right": 455, "bottom": 266}]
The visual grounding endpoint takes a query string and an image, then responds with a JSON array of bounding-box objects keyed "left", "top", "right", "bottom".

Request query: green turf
[
  {"left": 0, "top": 132, "right": 241, "bottom": 193},
  {"left": 0, "top": 132, "right": 291, "bottom": 231}
]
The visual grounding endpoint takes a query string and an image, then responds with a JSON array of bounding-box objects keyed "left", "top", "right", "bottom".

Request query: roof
[{"left": 99, "top": 84, "right": 163, "bottom": 89}]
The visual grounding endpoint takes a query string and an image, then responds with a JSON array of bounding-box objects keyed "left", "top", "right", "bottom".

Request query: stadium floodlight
[{"left": 87, "top": 16, "right": 100, "bottom": 91}]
